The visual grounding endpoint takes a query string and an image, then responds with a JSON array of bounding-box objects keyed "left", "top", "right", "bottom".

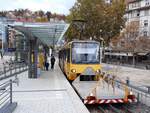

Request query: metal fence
[
  {"left": 0, "top": 61, "right": 28, "bottom": 80},
  {"left": 114, "top": 79, "right": 150, "bottom": 106},
  {"left": 103, "top": 65, "right": 150, "bottom": 106},
  {"left": 0, "top": 79, "right": 17, "bottom": 113}
]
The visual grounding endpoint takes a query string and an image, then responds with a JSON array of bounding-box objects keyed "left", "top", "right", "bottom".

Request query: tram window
[{"left": 72, "top": 42, "right": 100, "bottom": 64}]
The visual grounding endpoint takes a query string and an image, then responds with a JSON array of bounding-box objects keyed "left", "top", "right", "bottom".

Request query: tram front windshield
[{"left": 72, "top": 42, "right": 100, "bottom": 64}]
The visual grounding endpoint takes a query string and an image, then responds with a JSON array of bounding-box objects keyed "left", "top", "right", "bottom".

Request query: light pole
[
  {"left": 52, "top": 26, "right": 57, "bottom": 55},
  {"left": 72, "top": 19, "right": 86, "bottom": 40},
  {"left": 99, "top": 29, "right": 104, "bottom": 63}
]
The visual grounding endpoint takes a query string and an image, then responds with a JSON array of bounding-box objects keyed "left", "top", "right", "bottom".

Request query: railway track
[
  {"left": 87, "top": 103, "right": 150, "bottom": 113},
  {"left": 120, "top": 103, "right": 150, "bottom": 113},
  {"left": 98, "top": 105, "right": 125, "bottom": 113},
  {"left": 87, "top": 104, "right": 124, "bottom": 113}
]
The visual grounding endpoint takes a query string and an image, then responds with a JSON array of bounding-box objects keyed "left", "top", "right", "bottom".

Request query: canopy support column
[
  {"left": 28, "top": 40, "right": 32, "bottom": 78},
  {"left": 28, "top": 38, "right": 38, "bottom": 78}
]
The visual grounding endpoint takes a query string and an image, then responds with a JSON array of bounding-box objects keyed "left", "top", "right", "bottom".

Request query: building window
[
  {"left": 137, "top": 11, "right": 140, "bottom": 17},
  {"left": 120, "top": 41, "right": 125, "bottom": 47},
  {"left": 132, "top": 3, "right": 135, "bottom": 8},
  {"left": 143, "top": 31, "right": 148, "bottom": 36},
  {"left": 133, "top": 3, "right": 136, "bottom": 8},
  {"left": 105, "top": 0, "right": 112, "bottom": 4},
  {"left": 131, "top": 12, "right": 134, "bottom": 18},
  {"left": 144, "top": 20, "right": 148, "bottom": 27},
  {"left": 130, "top": 11, "right": 137, "bottom": 18},
  {"left": 131, "top": 2, "right": 140, "bottom": 8},
  {"left": 144, "top": 10, "right": 149, "bottom": 16},
  {"left": 145, "top": 0, "right": 150, "bottom": 6}
]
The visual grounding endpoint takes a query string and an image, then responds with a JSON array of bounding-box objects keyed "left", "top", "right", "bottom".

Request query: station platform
[{"left": 11, "top": 60, "right": 89, "bottom": 113}]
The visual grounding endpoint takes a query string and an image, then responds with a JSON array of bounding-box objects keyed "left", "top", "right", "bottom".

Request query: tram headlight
[
  {"left": 89, "top": 93, "right": 94, "bottom": 96},
  {"left": 96, "top": 69, "right": 101, "bottom": 73},
  {"left": 130, "top": 91, "right": 133, "bottom": 95},
  {"left": 71, "top": 69, "right": 76, "bottom": 73}
]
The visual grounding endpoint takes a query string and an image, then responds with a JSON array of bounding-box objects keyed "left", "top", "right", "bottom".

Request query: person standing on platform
[
  {"left": 39, "top": 52, "right": 45, "bottom": 70},
  {"left": 0, "top": 50, "right": 3, "bottom": 59},
  {"left": 45, "top": 61, "right": 49, "bottom": 71},
  {"left": 51, "top": 55, "right": 55, "bottom": 70}
]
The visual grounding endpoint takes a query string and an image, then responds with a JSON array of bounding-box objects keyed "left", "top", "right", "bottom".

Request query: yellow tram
[
  {"left": 59, "top": 40, "right": 137, "bottom": 104},
  {"left": 59, "top": 40, "right": 102, "bottom": 81}
]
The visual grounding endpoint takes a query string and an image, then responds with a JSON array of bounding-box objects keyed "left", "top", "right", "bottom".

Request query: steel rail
[
  {"left": 0, "top": 88, "right": 10, "bottom": 97},
  {"left": 108, "top": 105, "right": 123, "bottom": 113},
  {"left": 98, "top": 106, "right": 106, "bottom": 113},
  {"left": 0, "top": 96, "right": 10, "bottom": 107},
  {"left": 121, "top": 106, "right": 134, "bottom": 113},
  {"left": 0, "top": 81, "right": 10, "bottom": 87},
  {"left": 0, "top": 92, "right": 10, "bottom": 102},
  {"left": 88, "top": 102, "right": 150, "bottom": 113},
  {"left": 0, "top": 96, "right": 10, "bottom": 106},
  {"left": 97, "top": 105, "right": 123, "bottom": 113},
  {"left": 0, "top": 79, "right": 17, "bottom": 112}
]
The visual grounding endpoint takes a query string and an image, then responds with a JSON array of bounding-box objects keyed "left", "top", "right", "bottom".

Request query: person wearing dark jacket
[
  {"left": 0, "top": 51, "right": 3, "bottom": 59},
  {"left": 45, "top": 61, "right": 49, "bottom": 71},
  {"left": 51, "top": 56, "right": 56, "bottom": 69}
]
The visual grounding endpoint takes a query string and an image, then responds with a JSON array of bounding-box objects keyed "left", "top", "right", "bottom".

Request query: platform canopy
[{"left": 12, "top": 22, "right": 70, "bottom": 46}]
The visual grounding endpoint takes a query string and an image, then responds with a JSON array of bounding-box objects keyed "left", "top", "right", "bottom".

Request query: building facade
[
  {"left": 0, "top": 17, "right": 15, "bottom": 50},
  {"left": 126, "top": 0, "right": 150, "bottom": 37},
  {"left": 105, "top": 0, "right": 112, "bottom": 4}
]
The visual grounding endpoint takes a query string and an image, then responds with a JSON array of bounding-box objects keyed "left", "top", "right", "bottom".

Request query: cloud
[{"left": 0, "top": 0, "right": 76, "bottom": 14}]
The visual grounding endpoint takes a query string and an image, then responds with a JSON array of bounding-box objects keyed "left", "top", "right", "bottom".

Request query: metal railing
[
  {"left": 113, "top": 79, "right": 150, "bottom": 106},
  {"left": 0, "top": 61, "right": 28, "bottom": 80},
  {"left": 102, "top": 65, "right": 150, "bottom": 106},
  {"left": 0, "top": 79, "right": 17, "bottom": 113}
]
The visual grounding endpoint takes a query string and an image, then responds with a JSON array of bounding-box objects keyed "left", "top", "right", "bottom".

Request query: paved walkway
[{"left": 12, "top": 61, "right": 89, "bottom": 113}]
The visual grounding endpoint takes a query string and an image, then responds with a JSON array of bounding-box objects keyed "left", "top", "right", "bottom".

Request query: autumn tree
[
  {"left": 34, "top": 10, "right": 48, "bottom": 22},
  {"left": 0, "top": 11, "right": 7, "bottom": 17},
  {"left": 122, "top": 21, "right": 139, "bottom": 51},
  {"left": 137, "top": 37, "right": 150, "bottom": 52},
  {"left": 38, "top": 10, "right": 45, "bottom": 17},
  {"left": 118, "top": 21, "right": 139, "bottom": 65},
  {"left": 66, "top": 0, "right": 126, "bottom": 45},
  {"left": 113, "top": 21, "right": 150, "bottom": 65},
  {"left": 46, "top": 11, "right": 52, "bottom": 21}
]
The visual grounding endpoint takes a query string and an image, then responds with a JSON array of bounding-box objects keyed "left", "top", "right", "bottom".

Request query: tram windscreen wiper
[
  {"left": 85, "top": 62, "right": 97, "bottom": 64},
  {"left": 74, "top": 60, "right": 97, "bottom": 64},
  {"left": 80, "top": 61, "right": 92, "bottom": 64},
  {"left": 75, "top": 61, "right": 83, "bottom": 64}
]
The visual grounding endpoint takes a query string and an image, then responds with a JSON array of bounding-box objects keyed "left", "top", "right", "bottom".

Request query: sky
[{"left": 0, "top": 0, "right": 76, "bottom": 15}]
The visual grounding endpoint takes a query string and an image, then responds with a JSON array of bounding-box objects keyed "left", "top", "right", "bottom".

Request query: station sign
[{"left": 6, "top": 48, "right": 16, "bottom": 52}]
